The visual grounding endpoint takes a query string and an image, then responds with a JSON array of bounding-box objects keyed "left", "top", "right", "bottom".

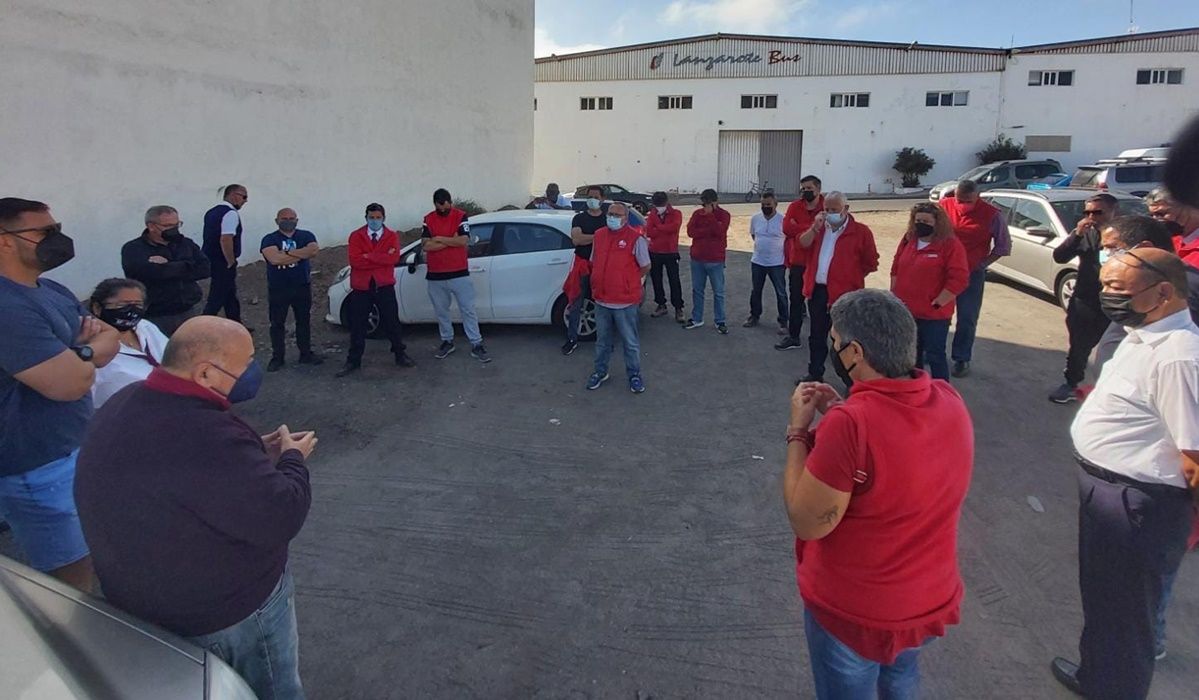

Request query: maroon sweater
[
  {"left": 686, "top": 206, "right": 731, "bottom": 263},
  {"left": 75, "top": 369, "right": 311, "bottom": 637}
]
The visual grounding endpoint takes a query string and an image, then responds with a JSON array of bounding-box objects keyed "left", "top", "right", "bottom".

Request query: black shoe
[
  {"left": 435, "top": 341, "right": 456, "bottom": 359},
  {"left": 716, "top": 323, "right": 729, "bottom": 335},
  {"left": 562, "top": 339, "right": 578, "bottom": 356},
  {"left": 335, "top": 362, "right": 360, "bottom": 378},
  {"left": 395, "top": 352, "right": 416, "bottom": 368},
  {"left": 742, "top": 316, "right": 759, "bottom": 328},
  {"left": 952, "top": 361, "right": 971, "bottom": 378},
  {"left": 1049, "top": 383, "right": 1077, "bottom": 404},
  {"left": 471, "top": 344, "right": 493, "bottom": 364},
  {"left": 775, "top": 337, "right": 802, "bottom": 351},
  {"left": 267, "top": 357, "right": 285, "bottom": 372},
  {"left": 298, "top": 352, "right": 324, "bottom": 366},
  {"left": 1050, "top": 658, "right": 1083, "bottom": 696}
]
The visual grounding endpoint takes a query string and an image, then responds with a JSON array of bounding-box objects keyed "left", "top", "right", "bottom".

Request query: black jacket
[
  {"left": 1053, "top": 227, "right": 1101, "bottom": 307},
  {"left": 121, "top": 231, "right": 211, "bottom": 315}
]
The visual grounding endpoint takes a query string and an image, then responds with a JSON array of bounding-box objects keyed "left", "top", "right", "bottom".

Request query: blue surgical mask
[
  {"left": 587, "top": 198, "right": 602, "bottom": 210},
  {"left": 606, "top": 216, "right": 623, "bottom": 230},
  {"left": 826, "top": 212, "right": 846, "bottom": 228},
  {"left": 366, "top": 219, "right": 384, "bottom": 232},
  {"left": 212, "top": 359, "right": 264, "bottom": 404},
  {"left": 1099, "top": 250, "right": 1110, "bottom": 265}
]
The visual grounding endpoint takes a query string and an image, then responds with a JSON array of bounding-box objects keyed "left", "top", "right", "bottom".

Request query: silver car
[
  {"left": 981, "top": 189, "right": 1148, "bottom": 310},
  {"left": 0, "top": 554, "right": 256, "bottom": 699}
]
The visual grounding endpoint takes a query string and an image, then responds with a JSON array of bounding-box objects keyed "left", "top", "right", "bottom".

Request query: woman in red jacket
[{"left": 890, "top": 203, "right": 969, "bottom": 381}]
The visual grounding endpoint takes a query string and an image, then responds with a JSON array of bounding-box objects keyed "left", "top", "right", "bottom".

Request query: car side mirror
[{"left": 1027, "top": 227, "right": 1055, "bottom": 240}]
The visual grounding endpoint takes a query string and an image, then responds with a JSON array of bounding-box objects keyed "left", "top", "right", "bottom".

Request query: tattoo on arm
[{"left": 816, "top": 506, "right": 839, "bottom": 526}]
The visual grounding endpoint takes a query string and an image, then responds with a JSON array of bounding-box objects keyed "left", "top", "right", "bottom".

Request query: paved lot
[{"left": 5, "top": 209, "right": 1196, "bottom": 698}]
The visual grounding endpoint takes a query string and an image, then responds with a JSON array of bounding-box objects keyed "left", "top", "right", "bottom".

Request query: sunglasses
[
  {"left": 0, "top": 222, "right": 62, "bottom": 237},
  {"left": 1082, "top": 209, "right": 1105, "bottom": 217}
]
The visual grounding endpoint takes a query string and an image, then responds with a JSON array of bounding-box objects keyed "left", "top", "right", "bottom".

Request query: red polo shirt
[{"left": 797, "top": 371, "right": 974, "bottom": 664}]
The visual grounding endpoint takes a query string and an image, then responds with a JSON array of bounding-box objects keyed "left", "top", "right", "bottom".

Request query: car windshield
[
  {"left": 958, "top": 165, "right": 991, "bottom": 180},
  {"left": 1051, "top": 199, "right": 1148, "bottom": 232}
]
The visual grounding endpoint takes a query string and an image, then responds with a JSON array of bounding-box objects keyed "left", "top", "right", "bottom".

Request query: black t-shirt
[
  {"left": 261, "top": 230, "right": 317, "bottom": 289},
  {"left": 571, "top": 210, "right": 607, "bottom": 261}
]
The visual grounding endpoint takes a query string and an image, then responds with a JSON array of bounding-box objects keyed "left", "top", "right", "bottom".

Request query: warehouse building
[
  {"left": 533, "top": 28, "right": 1199, "bottom": 198},
  {"left": 1, "top": 0, "right": 534, "bottom": 293}
]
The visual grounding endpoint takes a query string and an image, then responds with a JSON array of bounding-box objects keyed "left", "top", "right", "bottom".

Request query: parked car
[
  {"left": 1068, "top": 157, "right": 1165, "bottom": 197},
  {"left": 572, "top": 184, "right": 653, "bottom": 214},
  {"left": 980, "top": 189, "right": 1148, "bottom": 309},
  {"left": 1026, "top": 173, "right": 1071, "bottom": 190},
  {"left": 929, "top": 159, "right": 1064, "bottom": 202},
  {"left": 326, "top": 210, "right": 645, "bottom": 341},
  {"left": 0, "top": 554, "right": 256, "bottom": 699}
]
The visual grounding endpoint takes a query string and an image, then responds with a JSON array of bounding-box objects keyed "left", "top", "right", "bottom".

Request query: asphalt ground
[{"left": 4, "top": 208, "right": 1196, "bottom": 698}]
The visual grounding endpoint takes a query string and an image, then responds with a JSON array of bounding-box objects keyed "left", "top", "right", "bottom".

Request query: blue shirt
[
  {"left": 0, "top": 277, "right": 93, "bottom": 476},
  {"left": 260, "top": 230, "right": 316, "bottom": 289}
]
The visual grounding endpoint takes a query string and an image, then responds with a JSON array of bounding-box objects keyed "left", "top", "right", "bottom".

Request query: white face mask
[
  {"left": 586, "top": 198, "right": 602, "bottom": 210},
  {"left": 826, "top": 212, "right": 846, "bottom": 229},
  {"left": 655, "top": 206, "right": 667, "bottom": 216}
]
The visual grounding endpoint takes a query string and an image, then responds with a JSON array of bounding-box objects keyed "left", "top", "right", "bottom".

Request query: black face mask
[
  {"left": 1163, "top": 220, "right": 1185, "bottom": 236},
  {"left": 801, "top": 191, "right": 817, "bottom": 203},
  {"left": 14, "top": 227, "right": 75, "bottom": 272},
  {"left": 835, "top": 341, "right": 858, "bottom": 376},
  {"left": 160, "top": 226, "right": 183, "bottom": 241},
  {"left": 762, "top": 206, "right": 775, "bottom": 216},
  {"left": 915, "top": 222, "right": 935, "bottom": 238},
  {"left": 1100, "top": 287, "right": 1160, "bottom": 328},
  {"left": 99, "top": 304, "right": 145, "bottom": 332}
]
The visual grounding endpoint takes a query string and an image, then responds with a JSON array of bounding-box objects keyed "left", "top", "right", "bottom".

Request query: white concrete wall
[{"left": 1, "top": 0, "right": 534, "bottom": 293}]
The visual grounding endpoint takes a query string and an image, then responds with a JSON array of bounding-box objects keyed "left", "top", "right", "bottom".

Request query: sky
[{"left": 535, "top": 0, "right": 1199, "bottom": 56}]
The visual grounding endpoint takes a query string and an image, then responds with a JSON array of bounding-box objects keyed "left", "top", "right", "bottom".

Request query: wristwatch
[{"left": 73, "top": 345, "right": 95, "bottom": 362}]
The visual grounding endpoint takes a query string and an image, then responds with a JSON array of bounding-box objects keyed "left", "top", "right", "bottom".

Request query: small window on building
[
  {"left": 741, "top": 94, "right": 778, "bottom": 109},
  {"left": 1029, "top": 70, "right": 1074, "bottom": 86},
  {"left": 926, "top": 91, "right": 968, "bottom": 107},
  {"left": 830, "top": 92, "right": 870, "bottom": 108},
  {"left": 1137, "top": 68, "right": 1184, "bottom": 85},
  {"left": 1025, "top": 135, "right": 1072, "bottom": 152},
  {"left": 580, "top": 97, "right": 613, "bottom": 111},
  {"left": 658, "top": 95, "right": 693, "bottom": 110}
]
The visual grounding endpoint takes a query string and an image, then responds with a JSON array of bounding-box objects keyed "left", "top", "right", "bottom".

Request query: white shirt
[
  {"left": 1071, "top": 309, "right": 1199, "bottom": 487},
  {"left": 91, "top": 320, "right": 170, "bottom": 408},
  {"left": 218, "top": 204, "right": 240, "bottom": 237},
  {"left": 750, "top": 212, "right": 786, "bottom": 266},
  {"left": 814, "top": 220, "right": 848, "bottom": 284}
]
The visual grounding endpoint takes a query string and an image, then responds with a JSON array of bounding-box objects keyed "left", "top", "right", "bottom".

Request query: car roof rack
[{"left": 1094, "top": 156, "right": 1168, "bottom": 166}]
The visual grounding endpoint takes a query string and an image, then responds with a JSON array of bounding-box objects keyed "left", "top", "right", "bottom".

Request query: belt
[{"left": 1074, "top": 453, "right": 1190, "bottom": 499}]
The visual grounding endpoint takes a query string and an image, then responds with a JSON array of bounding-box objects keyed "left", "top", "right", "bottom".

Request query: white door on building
[{"left": 718, "top": 131, "right": 762, "bottom": 195}]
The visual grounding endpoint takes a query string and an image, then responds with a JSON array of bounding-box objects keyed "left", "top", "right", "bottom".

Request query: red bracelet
[{"left": 786, "top": 427, "right": 815, "bottom": 451}]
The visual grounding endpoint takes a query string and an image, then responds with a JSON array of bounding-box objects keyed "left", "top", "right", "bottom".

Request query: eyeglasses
[
  {"left": 0, "top": 222, "right": 62, "bottom": 237},
  {"left": 1121, "top": 249, "right": 1170, "bottom": 280},
  {"left": 153, "top": 221, "right": 183, "bottom": 229}
]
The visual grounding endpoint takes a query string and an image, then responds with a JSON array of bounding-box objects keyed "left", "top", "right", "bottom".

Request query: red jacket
[
  {"left": 940, "top": 197, "right": 1001, "bottom": 271},
  {"left": 347, "top": 225, "right": 401, "bottom": 291},
  {"left": 783, "top": 196, "right": 824, "bottom": 268},
  {"left": 802, "top": 216, "right": 879, "bottom": 304},
  {"left": 686, "top": 206, "right": 731, "bottom": 263},
  {"left": 423, "top": 208, "right": 469, "bottom": 275},
  {"left": 591, "top": 226, "right": 644, "bottom": 305},
  {"left": 1174, "top": 232, "right": 1199, "bottom": 268},
  {"left": 646, "top": 206, "right": 683, "bottom": 254},
  {"left": 890, "top": 236, "right": 970, "bottom": 320}
]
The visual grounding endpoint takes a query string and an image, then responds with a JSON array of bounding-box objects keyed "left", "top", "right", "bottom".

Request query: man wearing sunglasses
[
  {"left": 0, "top": 197, "right": 120, "bottom": 592},
  {"left": 1048, "top": 193, "right": 1118, "bottom": 404}
]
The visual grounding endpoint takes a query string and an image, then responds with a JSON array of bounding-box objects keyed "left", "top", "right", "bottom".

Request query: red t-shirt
[{"left": 796, "top": 371, "right": 974, "bottom": 664}]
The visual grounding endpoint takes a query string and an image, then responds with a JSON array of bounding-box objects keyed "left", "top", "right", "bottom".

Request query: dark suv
[{"left": 572, "top": 184, "right": 653, "bottom": 214}]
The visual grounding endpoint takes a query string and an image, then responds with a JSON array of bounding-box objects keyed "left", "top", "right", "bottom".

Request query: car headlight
[{"left": 334, "top": 266, "right": 350, "bottom": 284}]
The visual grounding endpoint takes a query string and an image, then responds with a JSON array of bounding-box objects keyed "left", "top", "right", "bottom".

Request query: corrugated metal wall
[
  {"left": 1017, "top": 33, "right": 1199, "bottom": 55},
  {"left": 717, "top": 131, "right": 762, "bottom": 194}
]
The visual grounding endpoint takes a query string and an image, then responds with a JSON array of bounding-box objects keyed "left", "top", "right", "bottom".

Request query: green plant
[
  {"left": 454, "top": 198, "right": 488, "bottom": 217},
  {"left": 893, "top": 147, "right": 936, "bottom": 188},
  {"left": 976, "top": 134, "right": 1027, "bottom": 164}
]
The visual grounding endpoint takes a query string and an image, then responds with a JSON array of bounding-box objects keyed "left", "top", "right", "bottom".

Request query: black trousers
[
  {"left": 650, "top": 253, "right": 684, "bottom": 310},
  {"left": 347, "top": 283, "right": 405, "bottom": 365},
  {"left": 268, "top": 285, "right": 313, "bottom": 359},
  {"left": 806, "top": 284, "right": 853, "bottom": 388},
  {"left": 786, "top": 265, "right": 807, "bottom": 339},
  {"left": 145, "top": 307, "right": 198, "bottom": 337},
  {"left": 1075, "top": 463, "right": 1192, "bottom": 700},
  {"left": 1064, "top": 298, "right": 1109, "bottom": 386},
  {"left": 203, "top": 265, "right": 241, "bottom": 322}
]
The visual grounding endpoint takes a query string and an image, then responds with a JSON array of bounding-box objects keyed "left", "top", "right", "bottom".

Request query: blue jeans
[
  {"left": 593, "top": 304, "right": 641, "bottom": 380},
  {"left": 750, "top": 262, "right": 788, "bottom": 325},
  {"left": 951, "top": 268, "right": 986, "bottom": 363},
  {"left": 427, "top": 276, "right": 482, "bottom": 346},
  {"left": 0, "top": 450, "right": 89, "bottom": 572},
  {"left": 804, "top": 608, "right": 924, "bottom": 700},
  {"left": 915, "top": 318, "right": 951, "bottom": 381},
  {"left": 690, "top": 261, "right": 726, "bottom": 325},
  {"left": 188, "top": 571, "right": 304, "bottom": 700},
  {"left": 566, "top": 274, "right": 591, "bottom": 342}
]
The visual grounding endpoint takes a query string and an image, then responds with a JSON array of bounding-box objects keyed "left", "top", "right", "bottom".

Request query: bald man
[
  {"left": 1053, "top": 249, "right": 1199, "bottom": 699},
  {"left": 261, "top": 208, "right": 321, "bottom": 372},
  {"left": 76, "top": 316, "right": 315, "bottom": 700}
]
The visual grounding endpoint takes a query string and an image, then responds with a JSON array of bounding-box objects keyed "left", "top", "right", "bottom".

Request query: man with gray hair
[
  {"left": 121, "top": 205, "right": 211, "bottom": 336},
  {"left": 782, "top": 288, "right": 972, "bottom": 699}
]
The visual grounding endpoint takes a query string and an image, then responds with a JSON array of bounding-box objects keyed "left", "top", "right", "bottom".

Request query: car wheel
[
  {"left": 1055, "top": 271, "right": 1077, "bottom": 311},
  {"left": 339, "top": 300, "right": 384, "bottom": 338},
  {"left": 552, "top": 294, "right": 599, "bottom": 342}
]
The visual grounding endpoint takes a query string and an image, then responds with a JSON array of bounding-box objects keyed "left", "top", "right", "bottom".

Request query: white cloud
[
  {"left": 534, "top": 27, "right": 606, "bottom": 57},
  {"left": 658, "top": 0, "right": 812, "bottom": 34},
  {"left": 833, "top": 3, "right": 895, "bottom": 31}
]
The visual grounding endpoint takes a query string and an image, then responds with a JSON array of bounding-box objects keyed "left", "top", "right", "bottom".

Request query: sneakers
[
  {"left": 334, "top": 362, "right": 360, "bottom": 378},
  {"left": 586, "top": 372, "right": 610, "bottom": 390},
  {"left": 952, "top": 361, "right": 971, "bottom": 378},
  {"left": 562, "top": 339, "right": 578, "bottom": 356},
  {"left": 395, "top": 351, "right": 416, "bottom": 368},
  {"left": 267, "top": 357, "right": 285, "bottom": 372},
  {"left": 716, "top": 323, "right": 729, "bottom": 335},
  {"left": 629, "top": 375, "right": 646, "bottom": 394},
  {"left": 471, "top": 344, "right": 492, "bottom": 364},
  {"left": 434, "top": 341, "right": 456, "bottom": 359},
  {"left": 775, "top": 337, "right": 802, "bottom": 351},
  {"left": 651, "top": 304, "right": 668, "bottom": 317},
  {"left": 743, "top": 316, "right": 759, "bottom": 328},
  {"left": 298, "top": 352, "right": 324, "bottom": 366},
  {"left": 1156, "top": 646, "right": 1168, "bottom": 661},
  {"left": 683, "top": 320, "right": 705, "bottom": 330},
  {"left": 1049, "top": 383, "right": 1078, "bottom": 404},
  {"left": 777, "top": 324, "right": 790, "bottom": 336},
  {"left": 674, "top": 308, "right": 686, "bottom": 323}
]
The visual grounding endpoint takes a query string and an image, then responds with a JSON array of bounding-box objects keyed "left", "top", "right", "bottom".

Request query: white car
[{"left": 325, "top": 210, "right": 644, "bottom": 341}]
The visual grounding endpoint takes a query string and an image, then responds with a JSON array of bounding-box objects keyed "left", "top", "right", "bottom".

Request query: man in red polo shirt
[
  {"left": 781, "top": 289, "right": 973, "bottom": 699},
  {"left": 423, "top": 188, "right": 491, "bottom": 364},
  {"left": 777, "top": 175, "right": 824, "bottom": 351},
  {"left": 336, "top": 203, "right": 415, "bottom": 377},
  {"left": 939, "top": 179, "right": 1010, "bottom": 378},
  {"left": 797, "top": 191, "right": 879, "bottom": 388},
  {"left": 646, "top": 191, "right": 685, "bottom": 322}
]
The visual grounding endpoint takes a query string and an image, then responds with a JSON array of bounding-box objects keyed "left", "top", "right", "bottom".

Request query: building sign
[{"left": 649, "top": 48, "right": 803, "bottom": 72}]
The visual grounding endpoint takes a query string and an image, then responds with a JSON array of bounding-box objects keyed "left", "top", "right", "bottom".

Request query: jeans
[
  {"left": 347, "top": 283, "right": 406, "bottom": 365},
  {"left": 786, "top": 265, "right": 807, "bottom": 339},
  {"left": 203, "top": 265, "right": 242, "bottom": 322},
  {"left": 187, "top": 571, "right": 304, "bottom": 700},
  {"left": 915, "top": 318, "right": 951, "bottom": 381},
  {"left": 593, "top": 304, "right": 641, "bottom": 380},
  {"left": 804, "top": 608, "right": 925, "bottom": 700},
  {"left": 566, "top": 275, "right": 592, "bottom": 342},
  {"left": 750, "top": 263, "right": 788, "bottom": 325},
  {"left": 650, "top": 253, "right": 684, "bottom": 309},
  {"left": 690, "top": 261, "right": 726, "bottom": 325},
  {"left": 807, "top": 285, "right": 853, "bottom": 387},
  {"left": 427, "top": 276, "right": 483, "bottom": 345},
  {"left": 268, "top": 285, "right": 313, "bottom": 359},
  {"left": 1063, "top": 299, "right": 1109, "bottom": 386},
  {"left": 0, "top": 450, "right": 89, "bottom": 572},
  {"left": 951, "top": 268, "right": 986, "bottom": 363}
]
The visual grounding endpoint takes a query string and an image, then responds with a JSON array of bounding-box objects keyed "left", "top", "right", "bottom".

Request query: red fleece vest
[
  {"left": 591, "top": 226, "right": 643, "bottom": 305},
  {"left": 941, "top": 198, "right": 999, "bottom": 271},
  {"left": 424, "top": 208, "right": 468, "bottom": 275}
]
